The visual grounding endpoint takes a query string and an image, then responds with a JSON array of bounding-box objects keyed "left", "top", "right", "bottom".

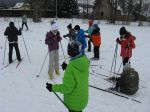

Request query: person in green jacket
[
  {"left": 46, "top": 40, "right": 90, "bottom": 112},
  {"left": 85, "top": 20, "right": 94, "bottom": 52}
]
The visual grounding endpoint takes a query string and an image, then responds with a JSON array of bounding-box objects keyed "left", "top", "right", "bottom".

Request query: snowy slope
[{"left": 0, "top": 18, "right": 150, "bottom": 112}]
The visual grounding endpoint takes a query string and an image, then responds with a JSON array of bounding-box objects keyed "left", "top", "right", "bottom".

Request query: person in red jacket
[{"left": 116, "top": 27, "right": 136, "bottom": 69}]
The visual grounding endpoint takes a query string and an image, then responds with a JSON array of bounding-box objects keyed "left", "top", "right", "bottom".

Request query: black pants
[
  {"left": 9, "top": 43, "right": 21, "bottom": 62},
  {"left": 69, "top": 110, "right": 82, "bottom": 112},
  {"left": 87, "top": 38, "right": 91, "bottom": 51},
  {"left": 94, "top": 46, "right": 100, "bottom": 59},
  {"left": 22, "top": 22, "right": 28, "bottom": 30},
  {"left": 123, "top": 57, "right": 129, "bottom": 66}
]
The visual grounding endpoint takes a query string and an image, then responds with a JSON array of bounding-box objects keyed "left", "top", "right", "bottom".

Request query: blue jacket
[{"left": 76, "top": 29, "right": 87, "bottom": 53}]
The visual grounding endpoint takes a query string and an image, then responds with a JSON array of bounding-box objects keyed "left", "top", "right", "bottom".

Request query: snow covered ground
[{"left": 0, "top": 18, "right": 150, "bottom": 112}]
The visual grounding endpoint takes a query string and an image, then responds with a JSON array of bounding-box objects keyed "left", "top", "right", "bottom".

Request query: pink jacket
[{"left": 45, "top": 31, "right": 62, "bottom": 51}]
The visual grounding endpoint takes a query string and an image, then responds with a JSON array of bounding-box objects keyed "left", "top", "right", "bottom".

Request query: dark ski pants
[
  {"left": 88, "top": 38, "right": 92, "bottom": 51},
  {"left": 94, "top": 46, "right": 100, "bottom": 59},
  {"left": 123, "top": 57, "right": 130, "bottom": 66},
  {"left": 22, "top": 22, "right": 28, "bottom": 30},
  {"left": 9, "top": 43, "right": 21, "bottom": 62},
  {"left": 69, "top": 110, "right": 82, "bottom": 112}
]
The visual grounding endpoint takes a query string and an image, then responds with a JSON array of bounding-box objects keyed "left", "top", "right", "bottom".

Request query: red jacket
[{"left": 118, "top": 34, "right": 136, "bottom": 58}]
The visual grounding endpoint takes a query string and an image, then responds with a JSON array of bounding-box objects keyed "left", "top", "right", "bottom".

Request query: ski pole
[
  {"left": 117, "top": 48, "right": 129, "bottom": 74},
  {"left": 110, "top": 43, "right": 118, "bottom": 75},
  {"left": 113, "top": 44, "right": 118, "bottom": 74},
  {"left": 2, "top": 37, "right": 7, "bottom": 65},
  {"left": 50, "top": 80, "right": 70, "bottom": 111},
  {"left": 53, "top": 91, "right": 70, "bottom": 111},
  {"left": 60, "top": 41, "right": 67, "bottom": 62},
  {"left": 17, "top": 17, "right": 20, "bottom": 28},
  {"left": 21, "top": 34, "right": 31, "bottom": 63},
  {"left": 37, "top": 51, "right": 49, "bottom": 77},
  {"left": 64, "top": 37, "right": 69, "bottom": 41}
]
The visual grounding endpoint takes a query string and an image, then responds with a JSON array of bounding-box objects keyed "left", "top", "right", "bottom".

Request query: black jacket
[
  {"left": 64, "top": 29, "right": 76, "bottom": 41},
  {"left": 4, "top": 26, "right": 22, "bottom": 42}
]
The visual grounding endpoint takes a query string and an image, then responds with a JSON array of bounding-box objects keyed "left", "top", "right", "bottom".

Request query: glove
[
  {"left": 63, "top": 35, "right": 67, "bottom": 38},
  {"left": 61, "top": 62, "right": 67, "bottom": 71},
  {"left": 85, "top": 35, "right": 88, "bottom": 38},
  {"left": 19, "top": 27, "right": 22, "bottom": 31},
  {"left": 116, "top": 38, "right": 120, "bottom": 43},
  {"left": 125, "top": 43, "right": 130, "bottom": 48},
  {"left": 56, "top": 31, "right": 60, "bottom": 36},
  {"left": 46, "top": 82, "right": 53, "bottom": 92}
]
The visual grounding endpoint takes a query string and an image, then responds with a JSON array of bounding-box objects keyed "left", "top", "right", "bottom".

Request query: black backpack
[{"left": 120, "top": 68, "right": 139, "bottom": 95}]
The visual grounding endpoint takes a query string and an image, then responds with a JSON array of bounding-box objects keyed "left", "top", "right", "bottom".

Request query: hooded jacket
[
  {"left": 64, "top": 29, "right": 76, "bottom": 41},
  {"left": 52, "top": 55, "right": 89, "bottom": 111},
  {"left": 85, "top": 26, "right": 93, "bottom": 37},
  {"left": 4, "top": 26, "right": 21, "bottom": 42},
  {"left": 76, "top": 29, "right": 87, "bottom": 53},
  {"left": 118, "top": 33, "right": 136, "bottom": 58},
  {"left": 91, "top": 27, "right": 101, "bottom": 46},
  {"left": 45, "top": 31, "right": 62, "bottom": 51}
]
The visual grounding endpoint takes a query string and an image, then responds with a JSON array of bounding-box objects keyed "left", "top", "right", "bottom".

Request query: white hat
[{"left": 51, "top": 23, "right": 59, "bottom": 31}]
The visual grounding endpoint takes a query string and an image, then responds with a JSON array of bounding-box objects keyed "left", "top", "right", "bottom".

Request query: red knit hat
[{"left": 88, "top": 20, "right": 94, "bottom": 26}]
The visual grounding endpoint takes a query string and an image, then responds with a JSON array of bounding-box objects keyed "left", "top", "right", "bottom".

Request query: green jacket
[
  {"left": 52, "top": 55, "right": 90, "bottom": 111},
  {"left": 85, "top": 26, "right": 93, "bottom": 36}
]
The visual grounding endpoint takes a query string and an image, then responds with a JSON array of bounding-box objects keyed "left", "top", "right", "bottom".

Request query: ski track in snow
[{"left": 0, "top": 18, "right": 150, "bottom": 112}]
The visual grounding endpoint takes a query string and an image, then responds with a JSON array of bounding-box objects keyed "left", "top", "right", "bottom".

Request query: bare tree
[
  {"left": 119, "top": 0, "right": 145, "bottom": 23},
  {"left": 110, "top": 0, "right": 120, "bottom": 23}
]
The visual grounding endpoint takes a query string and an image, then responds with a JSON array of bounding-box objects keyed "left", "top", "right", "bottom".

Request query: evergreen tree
[
  {"left": 53, "top": 0, "right": 79, "bottom": 17},
  {"left": 62, "top": 0, "right": 79, "bottom": 16},
  {"left": 25, "top": 0, "right": 79, "bottom": 18},
  {"left": 92, "top": 0, "right": 102, "bottom": 19}
]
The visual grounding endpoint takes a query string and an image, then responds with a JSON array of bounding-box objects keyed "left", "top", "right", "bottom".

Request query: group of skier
[
  {"left": 44, "top": 20, "right": 137, "bottom": 112},
  {"left": 3, "top": 18, "right": 137, "bottom": 112}
]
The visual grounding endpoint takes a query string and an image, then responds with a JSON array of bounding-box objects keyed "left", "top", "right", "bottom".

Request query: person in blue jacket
[{"left": 74, "top": 25, "right": 87, "bottom": 54}]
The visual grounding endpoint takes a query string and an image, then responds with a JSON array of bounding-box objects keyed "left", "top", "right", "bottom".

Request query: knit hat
[
  {"left": 67, "top": 23, "right": 72, "bottom": 29},
  {"left": 88, "top": 20, "right": 93, "bottom": 26},
  {"left": 51, "top": 21, "right": 55, "bottom": 25},
  {"left": 93, "top": 24, "right": 98, "bottom": 29},
  {"left": 119, "top": 27, "right": 127, "bottom": 35},
  {"left": 51, "top": 23, "right": 59, "bottom": 31},
  {"left": 67, "top": 41, "right": 82, "bottom": 57},
  {"left": 9, "top": 21, "right": 14, "bottom": 27},
  {"left": 74, "top": 25, "right": 80, "bottom": 31}
]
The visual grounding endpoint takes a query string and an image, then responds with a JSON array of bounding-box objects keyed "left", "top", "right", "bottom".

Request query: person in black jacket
[
  {"left": 4, "top": 21, "right": 22, "bottom": 63},
  {"left": 63, "top": 23, "right": 76, "bottom": 41}
]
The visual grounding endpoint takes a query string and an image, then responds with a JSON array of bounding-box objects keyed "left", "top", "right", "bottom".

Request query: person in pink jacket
[
  {"left": 45, "top": 22, "right": 62, "bottom": 79},
  {"left": 116, "top": 27, "right": 136, "bottom": 69}
]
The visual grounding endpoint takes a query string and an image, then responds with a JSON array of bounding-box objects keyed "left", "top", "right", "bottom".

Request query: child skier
[
  {"left": 4, "top": 21, "right": 22, "bottom": 63},
  {"left": 109, "top": 27, "right": 137, "bottom": 93},
  {"left": 74, "top": 25, "right": 87, "bottom": 54},
  {"left": 63, "top": 23, "right": 76, "bottom": 41},
  {"left": 46, "top": 40, "right": 90, "bottom": 112},
  {"left": 45, "top": 22, "right": 62, "bottom": 79},
  {"left": 91, "top": 24, "right": 101, "bottom": 60},
  {"left": 85, "top": 20, "right": 94, "bottom": 52},
  {"left": 22, "top": 15, "right": 28, "bottom": 30},
  {"left": 116, "top": 27, "right": 136, "bottom": 70}
]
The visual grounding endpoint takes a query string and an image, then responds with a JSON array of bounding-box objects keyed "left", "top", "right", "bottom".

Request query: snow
[
  {"left": 0, "top": 17, "right": 150, "bottom": 112},
  {"left": 12, "top": 2, "right": 24, "bottom": 9}
]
